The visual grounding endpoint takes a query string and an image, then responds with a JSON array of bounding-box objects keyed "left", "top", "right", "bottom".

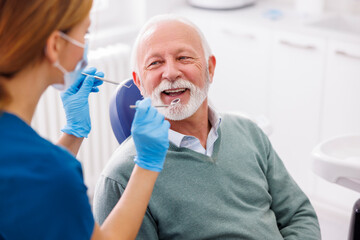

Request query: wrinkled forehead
[{"left": 138, "top": 20, "right": 204, "bottom": 58}]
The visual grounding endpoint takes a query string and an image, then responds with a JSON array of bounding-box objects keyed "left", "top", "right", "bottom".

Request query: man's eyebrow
[{"left": 143, "top": 47, "right": 199, "bottom": 63}]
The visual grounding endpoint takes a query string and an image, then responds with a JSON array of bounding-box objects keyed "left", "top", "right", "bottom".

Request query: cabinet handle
[
  {"left": 335, "top": 50, "right": 360, "bottom": 61},
  {"left": 279, "top": 40, "right": 316, "bottom": 51},
  {"left": 222, "top": 29, "right": 256, "bottom": 40}
]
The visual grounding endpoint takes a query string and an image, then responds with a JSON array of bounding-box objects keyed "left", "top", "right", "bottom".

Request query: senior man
[{"left": 93, "top": 14, "right": 321, "bottom": 240}]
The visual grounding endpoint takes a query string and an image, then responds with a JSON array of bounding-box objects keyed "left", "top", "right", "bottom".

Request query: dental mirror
[{"left": 130, "top": 98, "right": 181, "bottom": 109}]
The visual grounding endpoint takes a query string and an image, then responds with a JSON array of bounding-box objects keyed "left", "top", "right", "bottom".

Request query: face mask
[{"left": 52, "top": 32, "right": 89, "bottom": 91}]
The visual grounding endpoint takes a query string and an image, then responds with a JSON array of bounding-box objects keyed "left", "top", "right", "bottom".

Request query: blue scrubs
[{"left": 0, "top": 112, "right": 94, "bottom": 240}]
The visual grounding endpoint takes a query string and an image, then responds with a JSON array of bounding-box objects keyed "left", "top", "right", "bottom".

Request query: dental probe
[
  {"left": 81, "top": 73, "right": 119, "bottom": 85},
  {"left": 129, "top": 98, "right": 180, "bottom": 109}
]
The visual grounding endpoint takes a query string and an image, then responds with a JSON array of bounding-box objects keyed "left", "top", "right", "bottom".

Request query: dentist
[{"left": 0, "top": 0, "right": 169, "bottom": 239}]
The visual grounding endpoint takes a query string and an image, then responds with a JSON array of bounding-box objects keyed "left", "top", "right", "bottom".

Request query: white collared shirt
[{"left": 168, "top": 106, "right": 222, "bottom": 157}]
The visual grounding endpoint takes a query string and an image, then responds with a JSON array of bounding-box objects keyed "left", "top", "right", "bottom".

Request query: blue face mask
[{"left": 52, "top": 32, "right": 89, "bottom": 91}]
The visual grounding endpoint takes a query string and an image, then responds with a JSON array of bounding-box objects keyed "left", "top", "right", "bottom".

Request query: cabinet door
[
  {"left": 206, "top": 23, "right": 272, "bottom": 117},
  {"left": 321, "top": 40, "right": 360, "bottom": 139},
  {"left": 268, "top": 31, "right": 326, "bottom": 193}
]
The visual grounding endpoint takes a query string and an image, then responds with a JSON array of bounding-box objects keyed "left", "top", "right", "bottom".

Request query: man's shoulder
[
  {"left": 220, "top": 112, "right": 258, "bottom": 129},
  {"left": 101, "top": 137, "right": 137, "bottom": 182},
  {"left": 219, "top": 112, "right": 269, "bottom": 140}
]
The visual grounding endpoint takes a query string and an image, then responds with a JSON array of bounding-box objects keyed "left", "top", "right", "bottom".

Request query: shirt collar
[{"left": 168, "top": 105, "right": 222, "bottom": 147}]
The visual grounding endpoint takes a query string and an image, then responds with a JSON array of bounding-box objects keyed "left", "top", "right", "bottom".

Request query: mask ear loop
[
  {"left": 59, "top": 32, "right": 86, "bottom": 48},
  {"left": 53, "top": 61, "right": 68, "bottom": 74}
]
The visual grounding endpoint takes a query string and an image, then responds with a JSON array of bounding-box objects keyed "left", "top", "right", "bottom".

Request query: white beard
[{"left": 141, "top": 74, "right": 210, "bottom": 121}]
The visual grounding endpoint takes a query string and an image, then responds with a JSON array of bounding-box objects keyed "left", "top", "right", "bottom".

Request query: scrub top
[{"left": 0, "top": 112, "right": 94, "bottom": 240}]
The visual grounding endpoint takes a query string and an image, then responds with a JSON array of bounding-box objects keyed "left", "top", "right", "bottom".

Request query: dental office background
[{"left": 31, "top": 0, "right": 360, "bottom": 239}]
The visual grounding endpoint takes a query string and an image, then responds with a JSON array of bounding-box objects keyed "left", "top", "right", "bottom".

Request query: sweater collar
[{"left": 168, "top": 105, "right": 222, "bottom": 154}]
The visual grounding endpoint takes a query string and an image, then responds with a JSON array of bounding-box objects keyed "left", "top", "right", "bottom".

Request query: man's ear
[
  {"left": 44, "top": 31, "right": 62, "bottom": 64},
  {"left": 207, "top": 55, "right": 216, "bottom": 83},
  {"left": 132, "top": 71, "right": 144, "bottom": 94}
]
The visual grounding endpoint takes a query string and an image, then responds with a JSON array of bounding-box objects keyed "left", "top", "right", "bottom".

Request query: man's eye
[
  {"left": 179, "top": 56, "right": 190, "bottom": 60},
  {"left": 149, "top": 61, "right": 160, "bottom": 66}
]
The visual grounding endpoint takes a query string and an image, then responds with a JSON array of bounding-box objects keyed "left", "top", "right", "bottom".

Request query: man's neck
[{"left": 168, "top": 100, "right": 210, "bottom": 149}]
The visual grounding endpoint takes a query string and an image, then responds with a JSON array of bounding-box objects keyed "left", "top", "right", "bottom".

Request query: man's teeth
[{"left": 163, "top": 88, "right": 186, "bottom": 94}]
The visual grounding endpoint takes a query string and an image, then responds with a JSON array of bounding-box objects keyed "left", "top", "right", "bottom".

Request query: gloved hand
[
  {"left": 131, "top": 98, "right": 170, "bottom": 172},
  {"left": 61, "top": 67, "right": 104, "bottom": 138}
]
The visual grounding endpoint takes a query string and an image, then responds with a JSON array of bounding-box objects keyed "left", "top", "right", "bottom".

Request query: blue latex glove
[
  {"left": 61, "top": 67, "right": 104, "bottom": 138},
  {"left": 131, "top": 98, "right": 170, "bottom": 172}
]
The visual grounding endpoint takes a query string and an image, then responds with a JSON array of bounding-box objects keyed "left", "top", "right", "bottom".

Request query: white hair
[{"left": 130, "top": 14, "right": 213, "bottom": 76}]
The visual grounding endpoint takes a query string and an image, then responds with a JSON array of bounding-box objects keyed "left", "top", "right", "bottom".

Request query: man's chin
[
  {"left": 164, "top": 114, "right": 188, "bottom": 121},
  {"left": 161, "top": 105, "right": 197, "bottom": 121},
  {"left": 164, "top": 115, "right": 189, "bottom": 121}
]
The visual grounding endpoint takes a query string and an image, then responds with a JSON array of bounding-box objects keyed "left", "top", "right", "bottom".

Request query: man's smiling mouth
[{"left": 162, "top": 88, "right": 188, "bottom": 96}]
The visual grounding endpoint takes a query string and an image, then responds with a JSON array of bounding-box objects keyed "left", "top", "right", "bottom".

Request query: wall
[{"left": 275, "top": 0, "right": 360, "bottom": 14}]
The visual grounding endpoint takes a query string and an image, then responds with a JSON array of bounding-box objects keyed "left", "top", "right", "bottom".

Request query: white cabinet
[
  {"left": 321, "top": 40, "right": 360, "bottom": 139},
  {"left": 268, "top": 31, "right": 326, "bottom": 193}
]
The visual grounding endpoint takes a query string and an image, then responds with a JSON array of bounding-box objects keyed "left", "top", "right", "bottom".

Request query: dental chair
[{"left": 109, "top": 78, "right": 143, "bottom": 144}]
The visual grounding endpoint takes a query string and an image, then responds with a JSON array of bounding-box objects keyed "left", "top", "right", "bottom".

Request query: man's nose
[{"left": 162, "top": 60, "right": 181, "bottom": 81}]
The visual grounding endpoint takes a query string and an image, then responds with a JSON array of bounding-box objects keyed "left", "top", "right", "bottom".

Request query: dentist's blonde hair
[
  {"left": 0, "top": 0, "right": 92, "bottom": 109},
  {"left": 130, "top": 14, "right": 213, "bottom": 77}
]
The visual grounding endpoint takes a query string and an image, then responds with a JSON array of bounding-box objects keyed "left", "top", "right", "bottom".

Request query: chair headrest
[{"left": 109, "top": 79, "right": 143, "bottom": 144}]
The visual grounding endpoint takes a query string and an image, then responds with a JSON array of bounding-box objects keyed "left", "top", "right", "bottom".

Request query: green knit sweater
[{"left": 93, "top": 113, "right": 320, "bottom": 240}]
